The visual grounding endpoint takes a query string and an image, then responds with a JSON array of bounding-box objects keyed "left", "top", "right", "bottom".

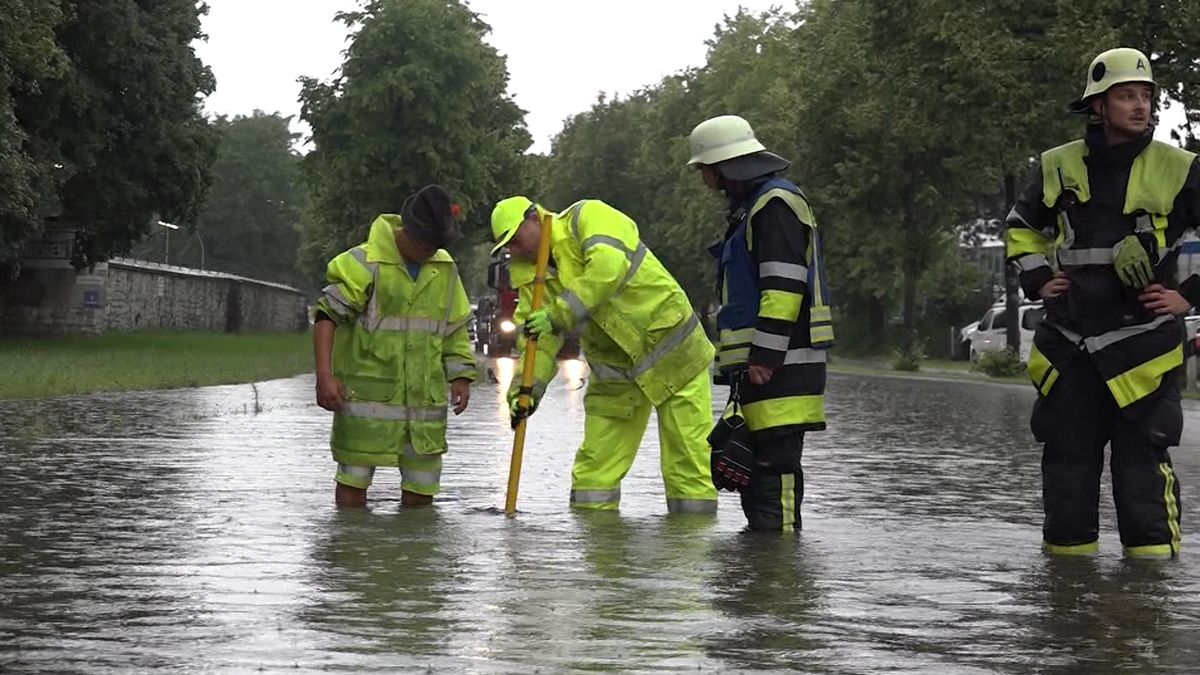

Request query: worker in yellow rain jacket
[
  {"left": 491, "top": 195, "right": 717, "bottom": 514},
  {"left": 1006, "top": 48, "right": 1200, "bottom": 558},
  {"left": 313, "top": 184, "right": 477, "bottom": 508}
]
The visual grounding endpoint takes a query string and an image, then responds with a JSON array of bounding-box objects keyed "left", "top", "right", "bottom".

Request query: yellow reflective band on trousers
[
  {"left": 399, "top": 452, "right": 443, "bottom": 496},
  {"left": 1007, "top": 226, "right": 1051, "bottom": 258},
  {"left": 759, "top": 289, "right": 803, "bottom": 322},
  {"left": 1124, "top": 544, "right": 1175, "bottom": 559},
  {"left": 1042, "top": 540, "right": 1099, "bottom": 556},
  {"left": 665, "top": 498, "right": 718, "bottom": 514},
  {"left": 571, "top": 488, "right": 621, "bottom": 509},
  {"left": 780, "top": 474, "right": 796, "bottom": 531},
  {"left": 1026, "top": 345, "right": 1060, "bottom": 396},
  {"left": 1159, "top": 461, "right": 1181, "bottom": 557},
  {"left": 1124, "top": 540, "right": 1178, "bottom": 558},
  {"left": 1105, "top": 345, "right": 1183, "bottom": 409},
  {"left": 741, "top": 395, "right": 824, "bottom": 431}
]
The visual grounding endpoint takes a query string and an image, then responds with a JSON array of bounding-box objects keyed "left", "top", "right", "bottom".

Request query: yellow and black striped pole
[{"left": 504, "top": 211, "right": 554, "bottom": 516}]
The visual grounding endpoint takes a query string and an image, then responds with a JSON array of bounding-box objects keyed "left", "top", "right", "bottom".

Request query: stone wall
[
  {"left": 104, "top": 259, "right": 308, "bottom": 333},
  {"left": 0, "top": 227, "right": 308, "bottom": 336}
]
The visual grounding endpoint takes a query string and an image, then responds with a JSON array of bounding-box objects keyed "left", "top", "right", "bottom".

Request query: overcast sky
[
  {"left": 194, "top": 1, "right": 1187, "bottom": 152},
  {"left": 195, "top": 0, "right": 787, "bottom": 153}
]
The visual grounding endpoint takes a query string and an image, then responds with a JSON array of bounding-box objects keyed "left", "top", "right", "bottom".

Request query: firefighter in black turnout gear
[
  {"left": 689, "top": 115, "right": 834, "bottom": 533},
  {"left": 1006, "top": 48, "right": 1200, "bottom": 558}
]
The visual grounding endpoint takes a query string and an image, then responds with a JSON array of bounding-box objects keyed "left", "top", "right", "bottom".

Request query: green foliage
[
  {"left": 10, "top": 0, "right": 218, "bottom": 271},
  {"left": 532, "top": 0, "right": 1200, "bottom": 352},
  {"left": 891, "top": 334, "right": 926, "bottom": 372},
  {"left": 136, "top": 112, "right": 306, "bottom": 286},
  {"left": 298, "top": 0, "right": 531, "bottom": 294},
  {"left": 977, "top": 348, "right": 1026, "bottom": 378},
  {"left": 0, "top": 1, "right": 67, "bottom": 277}
]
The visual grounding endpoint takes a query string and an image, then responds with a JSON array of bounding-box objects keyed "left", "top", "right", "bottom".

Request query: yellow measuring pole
[{"left": 504, "top": 211, "right": 554, "bottom": 516}]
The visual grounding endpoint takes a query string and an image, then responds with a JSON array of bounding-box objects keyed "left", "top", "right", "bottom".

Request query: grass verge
[
  {"left": 0, "top": 331, "right": 312, "bottom": 400},
  {"left": 829, "top": 356, "right": 1027, "bottom": 386}
]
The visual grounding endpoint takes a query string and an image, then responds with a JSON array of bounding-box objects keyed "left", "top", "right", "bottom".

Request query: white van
[{"left": 966, "top": 302, "right": 1044, "bottom": 363}]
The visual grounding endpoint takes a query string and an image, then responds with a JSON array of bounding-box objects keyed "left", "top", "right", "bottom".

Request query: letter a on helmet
[{"left": 1067, "top": 47, "right": 1157, "bottom": 114}]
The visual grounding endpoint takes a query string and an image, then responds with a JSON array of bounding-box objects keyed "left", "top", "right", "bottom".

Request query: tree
[
  {"left": 298, "top": 0, "right": 531, "bottom": 293},
  {"left": 12, "top": 0, "right": 217, "bottom": 271},
  {"left": 513, "top": 0, "right": 1200, "bottom": 354},
  {"left": 0, "top": 1, "right": 67, "bottom": 278},
  {"left": 164, "top": 111, "right": 304, "bottom": 286}
]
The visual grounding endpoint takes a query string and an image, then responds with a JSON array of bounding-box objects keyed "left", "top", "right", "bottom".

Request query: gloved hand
[
  {"left": 1113, "top": 234, "right": 1155, "bottom": 289},
  {"left": 712, "top": 437, "right": 755, "bottom": 491},
  {"left": 523, "top": 309, "right": 554, "bottom": 338},
  {"left": 507, "top": 385, "right": 542, "bottom": 429}
]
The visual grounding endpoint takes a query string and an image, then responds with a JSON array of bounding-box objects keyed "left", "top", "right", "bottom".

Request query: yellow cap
[{"left": 490, "top": 196, "right": 534, "bottom": 255}]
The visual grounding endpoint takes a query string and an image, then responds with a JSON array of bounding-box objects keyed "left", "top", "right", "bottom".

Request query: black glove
[
  {"left": 708, "top": 410, "right": 754, "bottom": 492},
  {"left": 712, "top": 436, "right": 754, "bottom": 491}
]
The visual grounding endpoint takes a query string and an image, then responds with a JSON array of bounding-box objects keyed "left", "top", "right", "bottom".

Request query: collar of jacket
[
  {"left": 364, "top": 213, "right": 452, "bottom": 265},
  {"left": 721, "top": 176, "right": 774, "bottom": 238},
  {"left": 1084, "top": 124, "right": 1153, "bottom": 168}
]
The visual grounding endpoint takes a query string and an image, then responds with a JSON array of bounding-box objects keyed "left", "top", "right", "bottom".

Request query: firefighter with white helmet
[
  {"left": 689, "top": 115, "right": 834, "bottom": 533},
  {"left": 1007, "top": 48, "right": 1200, "bottom": 558}
]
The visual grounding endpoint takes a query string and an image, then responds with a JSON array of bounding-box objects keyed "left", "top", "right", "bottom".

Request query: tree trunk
[
  {"left": 868, "top": 295, "right": 886, "bottom": 351},
  {"left": 901, "top": 194, "right": 919, "bottom": 348},
  {"left": 1003, "top": 172, "right": 1021, "bottom": 351}
]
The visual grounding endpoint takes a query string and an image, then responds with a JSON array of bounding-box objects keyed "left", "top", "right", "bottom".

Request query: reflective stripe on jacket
[{"left": 713, "top": 177, "right": 833, "bottom": 370}]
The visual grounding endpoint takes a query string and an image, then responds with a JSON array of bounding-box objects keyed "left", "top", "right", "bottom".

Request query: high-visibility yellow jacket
[
  {"left": 509, "top": 200, "right": 714, "bottom": 405},
  {"left": 315, "top": 214, "right": 476, "bottom": 465}
]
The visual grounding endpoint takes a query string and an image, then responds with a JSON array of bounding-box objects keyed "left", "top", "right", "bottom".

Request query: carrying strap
[{"left": 728, "top": 371, "right": 746, "bottom": 414}]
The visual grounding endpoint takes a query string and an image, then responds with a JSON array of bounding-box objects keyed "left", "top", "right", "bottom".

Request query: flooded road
[{"left": 2, "top": 362, "right": 1198, "bottom": 673}]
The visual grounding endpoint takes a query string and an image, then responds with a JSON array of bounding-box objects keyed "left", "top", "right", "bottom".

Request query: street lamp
[
  {"left": 157, "top": 220, "right": 179, "bottom": 265},
  {"left": 194, "top": 229, "right": 205, "bottom": 270}
]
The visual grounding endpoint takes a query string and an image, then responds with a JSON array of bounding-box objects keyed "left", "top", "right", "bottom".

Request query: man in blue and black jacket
[{"left": 689, "top": 114, "right": 834, "bottom": 533}]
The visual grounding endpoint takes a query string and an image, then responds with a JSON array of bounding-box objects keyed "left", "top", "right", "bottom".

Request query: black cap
[{"left": 401, "top": 184, "right": 459, "bottom": 247}]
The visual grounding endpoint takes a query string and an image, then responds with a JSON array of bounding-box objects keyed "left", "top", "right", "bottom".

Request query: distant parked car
[
  {"left": 966, "top": 302, "right": 1044, "bottom": 363},
  {"left": 1184, "top": 312, "right": 1200, "bottom": 358},
  {"left": 957, "top": 319, "right": 981, "bottom": 359}
]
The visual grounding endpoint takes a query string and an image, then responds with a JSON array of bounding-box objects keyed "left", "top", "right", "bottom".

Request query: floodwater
[{"left": 1, "top": 361, "right": 1198, "bottom": 674}]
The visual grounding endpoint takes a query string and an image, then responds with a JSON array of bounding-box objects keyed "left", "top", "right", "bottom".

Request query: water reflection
[
  {"left": 0, "top": 369, "right": 1197, "bottom": 672},
  {"left": 300, "top": 509, "right": 459, "bottom": 665},
  {"left": 704, "top": 531, "right": 828, "bottom": 673},
  {"left": 1013, "top": 556, "right": 1195, "bottom": 673}
]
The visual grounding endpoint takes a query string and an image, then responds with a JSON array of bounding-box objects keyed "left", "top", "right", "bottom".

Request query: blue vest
[{"left": 711, "top": 177, "right": 832, "bottom": 348}]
